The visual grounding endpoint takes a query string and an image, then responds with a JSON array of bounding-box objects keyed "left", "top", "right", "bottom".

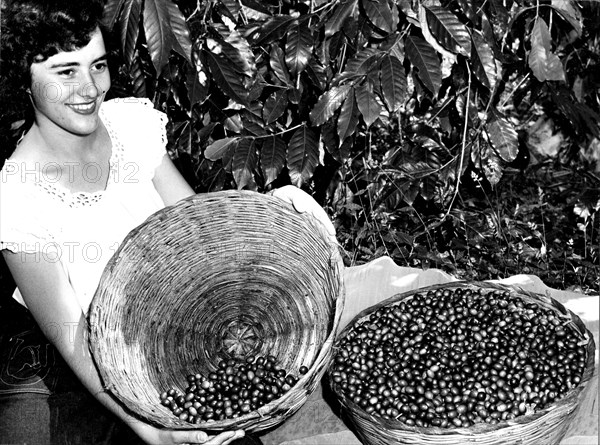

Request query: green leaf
[
  {"left": 221, "top": 0, "right": 241, "bottom": 18},
  {"left": 405, "top": 35, "right": 442, "bottom": 96},
  {"left": 287, "top": 126, "right": 319, "bottom": 187},
  {"left": 119, "top": 0, "right": 142, "bottom": 68},
  {"left": 337, "top": 88, "right": 360, "bottom": 144},
  {"left": 186, "top": 46, "right": 208, "bottom": 106},
  {"left": 551, "top": 0, "right": 582, "bottom": 36},
  {"left": 285, "top": 20, "right": 314, "bottom": 75},
  {"left": 270, "top": 45, "right": 292, "bottom": 86},
  {"left": 355, "top": 83, "right": 382, "bottom": 128},
  {"left": 102, "top": 0, "right": 126, "bottom": 30},
  {"left": 253, "top": 15, "right": 297, "bottom": 45},
  {"left": 203, "top": 43, "right": 249, "bottom": 105},
  {"left": 165, "top": 0, "right": 192, "bottom": 64},
  {"left": 233, "top": 138, "right": 258, "bottom": 190},
  {"left": 306, "top": 58, "right": 327, "bottom": 91},
  {"left": 224, "top": 30, "right": 256, "bottom": 81},
  {"left": 143, "top": 0, "right": 175, "bottom": 74},
  {"left": 260, "top": 136, "right": 287, "bottom": 186},
  {"left": 471, "top": 29, "right": 497, "bottom": 91},
  {"left": 129, "top": 53, "right": 147, "bottom": 98},
  {"left": 309, "top": 84, "right": 352, "bottom": 126},
  {"left": 362, "top": 0, "right": 394, "bottom": 34},
  {"left": 485, "top": 0, "right": 510, "bottom": 41},
  {"left": 205, "top": 137, "right": 240, "bottom": 161},
  {"left": 325, "top": 0, "right": 358, "bottom": 38},
  {"left": 344, "top": 48, "right": 380, "bottom": 75},
  {"left": 379, "top": 54, "right": 407, "bottom": 113},
  {"left": 263, "top": 89, "right": 289, "bottom": 124},
  {"left": 485, "top": 110, "right": 518, "bottom": 163},
  {"left": 478, "top": 138, "right": 503, "bottom": 186},
  {"left": 424, "top": 5, "right": 471, "bottom": 57},
  {"left": 528, "top": 18, "right": 566, "bottom": 83}
]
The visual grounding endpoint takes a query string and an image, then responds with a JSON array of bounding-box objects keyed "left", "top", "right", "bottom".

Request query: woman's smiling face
[{"left": 29, "top": 28, "right": 111, "bottom": 137}]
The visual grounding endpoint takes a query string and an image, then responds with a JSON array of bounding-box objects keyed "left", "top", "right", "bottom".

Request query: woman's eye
[
  {"left": 92, "top": 62, "right": 108, "bottom": 72},
  {"left": 57, "top": 69, "right": 75, "bottom": 77}
]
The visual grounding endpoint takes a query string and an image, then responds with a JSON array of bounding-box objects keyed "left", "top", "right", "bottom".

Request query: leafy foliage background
[{"left": 101, "top": 0, "right": 600, "bottom": 293}]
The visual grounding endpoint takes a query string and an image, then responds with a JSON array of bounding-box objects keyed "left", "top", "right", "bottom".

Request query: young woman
[{"left": 0, "top": 1, "right": 335, "bottom": 444}]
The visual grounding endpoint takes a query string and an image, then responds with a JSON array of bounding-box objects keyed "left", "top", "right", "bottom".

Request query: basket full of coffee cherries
[{"left": 328, "top": 281, "right": 595, "bottom": 445}]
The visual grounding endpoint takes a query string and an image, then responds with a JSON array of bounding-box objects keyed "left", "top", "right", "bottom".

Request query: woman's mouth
[{"left": 68, "top": 101, "right": 97, "bottom": 114}]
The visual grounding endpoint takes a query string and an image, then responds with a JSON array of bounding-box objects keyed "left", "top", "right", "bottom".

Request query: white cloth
[{"left": 0, "top": 98, "right": 167, "bottom": 313}]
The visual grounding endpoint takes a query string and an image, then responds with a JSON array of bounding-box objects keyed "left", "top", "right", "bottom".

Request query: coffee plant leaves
[
  {"left": 270, "top": 46, "right": 292, "bottom": 86},
  {"left": 379, "top": 54, "right": 408, "bottom": 113},
  {"left": 118, "top": 0, "right": 142, "bottom": 68},
  {"left": 203, "top": 43, "right": 250, "bottom": 105},
  {"left": 252, "top": 16, "right": 297, "bottom": 46},
  {"left": 163, "top": 0, "right": 192, "bottom": 64},
  {"left": 130, "top": 53, "right": 147, "bottom": 97},
  {"left": 485, "top": 110, "right": 518, "bottom": 163},
  {"left": 338, "top": 88, "right": 360, "bottom": 144},
  {"left": 310, "top": 84, "right": 352, "bottom": 127},
  {"left": 260, "top": 135, "right": 287, "bottom": 186},
  {"left": 102, "top": 0, "right": 126, "bottom": 30},
  {"left": 528, "top": 18, "right": 566, "bottom": 83},
  {"left": 263, "top": 90, "right": 289, "bottom": 124},
  {"left": 355, "top": 83, "right": 382, "bottom": 128},
  {"left": 484, "top": 0, "right": 510, "bottom": 42},
  {"left": 186, "top": 51, "right": 208, "bottom": 107},
  {"left": 143, "top": 0, "right": 178, "bottom": 73},
  {"left": 423, "top": 5, "right": 471, "bottom": 57},
  {"left": 222, "top": 30, "right": 256, "bottom": 81},
  {"left": 205, "top": 137, "right": 239, "bottom": 161},
  {"left": 551, "top": 0, "right": 582, "bottom": 37},
  {"left": 325, "top": 0, "right": 358, "bottom": 38},
  {"left": 233, "top": 138, "right": 258, "bottom": 190},
  {"left": 361, "top": 0, "right": 395, "bottom": 35},
  {"left": 344, "top": 48, "right": 380, "bottom": 77},
  {"left": 285, "top": 20, "right": 314, "bottom": 75},
  {"left": 221, "top": 0, "right": 241, "bottom": 18},
  {"left": 477, "top": 138, "right": 503, "bottom": 186},
  {"left": 306, "top": 58, "right": 328, "bottom": 92},
  {"left": 287, "top": 125, "right": 319, "bottom": 187},
  {"left": 471, "top": 30, "right": 497, "bottom": 91},
  {"left": 240, "top": 0, "right": 270, "bottom": 21},
  {"left": 405, "top": 35, "right": 442, "bottom": 96}
]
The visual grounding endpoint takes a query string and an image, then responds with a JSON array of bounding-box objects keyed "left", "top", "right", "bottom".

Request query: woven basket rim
[
  {"left": 330, "top": 280, "right": 596, "bottom": 437},
  {"left": 88, "top": 190, "right": 346, "bottom": 431}
]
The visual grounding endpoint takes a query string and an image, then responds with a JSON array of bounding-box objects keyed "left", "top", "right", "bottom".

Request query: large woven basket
[
  {"left": 88, "top": 190, "right": 345, "bottom": 432},
  {"left": 329, "top": 281, "right": 596, "bottom": 445}
]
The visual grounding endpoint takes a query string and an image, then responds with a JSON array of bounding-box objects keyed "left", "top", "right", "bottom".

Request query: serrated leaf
[
  {"left": 325, "top": 0, "right": 358, "bottom": 37},
  {"left": 355, "top": 83, "right": 382, "bottom": 127},
  {"left": 405, "top": 35, "right": 442, "bottom": 96},
  {"left": 337, "top": 88, "right": 360, "bottom": 144},
  {"left": 485, "top": 111, "right": 518, "bottom": 162},
  {"left": 102, "top": 0, "right": 126, "bottom": 30},
  {"left": 528, "top": 18, "right": 566, "bottom": 83},
  {"left": 362, "top": 0, "right": 394, "bottom": 34},
  {"left": 206, "top": 137, "right": 240, "bottom": 161},
  {"left": 119, "top": 0, "right": 142, "bottom": 68},
  {"left": 285, "top": 21, "right": 314, "bottom": 75},
  {"left": 263, "top": 90, "right": 289, "bottom": 124},
  {"left": 551, "top": 0, "right": 582, "bottom": 36},
  {"left": 270, "top": 45, "right": 292, "bottom": 86},
  {"left": 260, "top": 136, "right": 287, "bottom": 186},
  {"left": 471, "top": 30, "right": 497, "bottom": 90},
  {"left": 287, "top": 126, "right": 319, "bottom": 187},
  {"left": 204, "top": 47, "right": 249, "bottom": 105},
  {"left": 309, "top": 84, "right": 352, "bottom": 126},
  {"left": 253, "top": 15, "right": 297, "bottom": 45},
  {"left": 165, "top": 0, "right": 193, "bottom": 64},
  {"left": 143, "top": 0, "right": 175, "bottom": 74},
  {"left": 424, "top": 5, "right": 471, "bottom": 57},
  {"left": 379, "top": 54, "right": 407, "bottom": 112},
  {"left": 233, "top": 138, "right": 258, "bottom": 190}
]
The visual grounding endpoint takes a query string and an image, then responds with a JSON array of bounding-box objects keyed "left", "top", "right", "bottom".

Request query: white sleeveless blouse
[{"left": 0, "top": 98, "right": 168, "bottom": 313}]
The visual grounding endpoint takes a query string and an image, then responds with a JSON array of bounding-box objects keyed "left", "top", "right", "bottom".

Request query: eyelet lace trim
[{"left": 33, "top": 109, "right": 124, "bottom": 208}]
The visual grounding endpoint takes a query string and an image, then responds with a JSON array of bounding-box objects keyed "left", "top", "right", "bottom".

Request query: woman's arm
[
  {"left": 1, "top": 249, "right": 244, "bottom": 445},
  {"left": 152, "top": 154, "right": 196, "bottom": 206}
]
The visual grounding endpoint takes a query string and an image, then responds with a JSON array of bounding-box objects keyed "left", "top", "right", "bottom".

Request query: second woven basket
[{"left": 88, "top": 190, "right": 345, "bottom": 432}]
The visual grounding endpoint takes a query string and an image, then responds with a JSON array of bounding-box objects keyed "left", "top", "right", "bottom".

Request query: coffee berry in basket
[
  {"left": 329, "top": 282, "right": 595, "bottom": 444},
  {"left": 160, "top": 355, "right": 309, "bottom": 424}
]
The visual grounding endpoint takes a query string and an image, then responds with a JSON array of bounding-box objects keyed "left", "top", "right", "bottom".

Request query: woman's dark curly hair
[{"left": 0, "top": 0, "right": 108, "bottom": 160}]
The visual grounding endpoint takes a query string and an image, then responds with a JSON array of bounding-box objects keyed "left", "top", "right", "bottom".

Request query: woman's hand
[
  {"left": 130, "top": 421, "right": 245, "bottom": 445},
  {"left": 270, "top": 185, "right": 336, "bottom": 241}
]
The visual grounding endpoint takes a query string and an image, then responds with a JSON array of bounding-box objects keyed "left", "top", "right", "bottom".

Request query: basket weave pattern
[
  {"left": 330, "top": 282, "right": 596, "bottom": 445},
  {"left": 88, "top": 190, "right": 345, "bottom": 431}
]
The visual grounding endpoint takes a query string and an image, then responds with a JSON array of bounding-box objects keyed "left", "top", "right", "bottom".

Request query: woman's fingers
[
  {"left": 168, "top": 429, "right": 244, "bottom": 445},
  {"left": 204, "top": 430, "right": 245, "bottom": 445}
]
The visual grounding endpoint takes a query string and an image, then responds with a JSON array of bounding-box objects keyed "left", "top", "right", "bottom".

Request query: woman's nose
[{"left": 79, "top": 71, "right": 102, "bottom": 99}]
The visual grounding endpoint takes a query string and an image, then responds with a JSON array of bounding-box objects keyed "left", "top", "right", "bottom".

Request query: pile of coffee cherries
[
  {"left": 160, "top": 355, "right": 309, "bottom": 423},
  {"left": 331, "top": 286, "right": 588, "bottom": 428}
]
